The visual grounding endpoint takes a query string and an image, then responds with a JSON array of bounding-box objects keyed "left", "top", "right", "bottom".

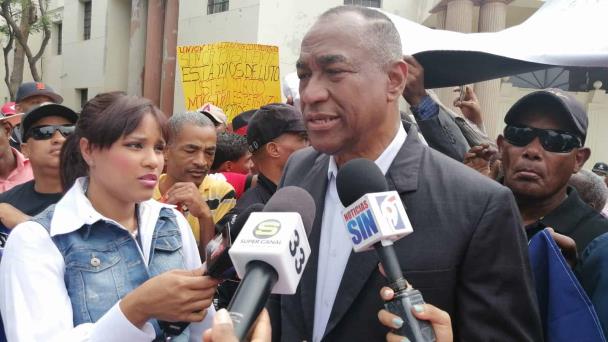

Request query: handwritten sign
[{"left": 177, "top": 42, "right": 281, "bottom": 122}]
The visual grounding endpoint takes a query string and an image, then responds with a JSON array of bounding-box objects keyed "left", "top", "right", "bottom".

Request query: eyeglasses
[
  {"left": 503, "top": 125, "right": 582, "bottom": 153},
  {"left": 25, "top": 124, "right": 75, "bottom": 141}
]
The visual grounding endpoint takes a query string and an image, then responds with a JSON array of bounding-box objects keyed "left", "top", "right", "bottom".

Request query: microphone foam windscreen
[
  {"left": 264, "top": 186, "right": 316, "bottom": 236},
  {"left": 336, "top": 158, "right": 389, "bottom": 207},
  {"left": 229, "top": 203, "right": 265, "bottom": 241}
]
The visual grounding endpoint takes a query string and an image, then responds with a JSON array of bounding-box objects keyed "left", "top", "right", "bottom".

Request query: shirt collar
[
  {"left": 257, "top": 172, "right": 277, "bottom": 194},
  {"left": 537, "top": 187, "right": 588, "bottom": 235},
  {"left": 327, "top": 124, "right": 407, "bottom": 181},
  {"left": 50, "top": 177, "right": 174, "bottom": 237},
  {"left": 12, "top": 147, "right": 28, "bottom": 169}
]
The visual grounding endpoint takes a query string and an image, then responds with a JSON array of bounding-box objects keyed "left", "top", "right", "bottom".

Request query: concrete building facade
[{"left": 1, "top": 0, "right": 607, "bottom": 165}]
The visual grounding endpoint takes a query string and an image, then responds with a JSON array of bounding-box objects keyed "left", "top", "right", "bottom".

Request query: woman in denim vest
[{"left": 0, "top": 92, "right": 218, "bottom": 341}]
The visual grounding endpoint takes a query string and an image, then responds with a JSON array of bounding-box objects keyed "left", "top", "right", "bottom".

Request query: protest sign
[{"left": 177, "top": 42, "right": 281, "bottom": 121}]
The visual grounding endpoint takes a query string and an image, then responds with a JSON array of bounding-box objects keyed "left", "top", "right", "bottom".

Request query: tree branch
[{"left": 2, "top": 20, "right": 15, "bottom": 99}]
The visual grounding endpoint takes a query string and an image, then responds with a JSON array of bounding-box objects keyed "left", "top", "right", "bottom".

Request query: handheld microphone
[
  {"left": 205, "top": 204, "right": 266, "bottom": 280},
  {"left": 158, "top": 204, "right": 265, "bottom": 338},
  {"left": 336, "top": 158, "right": 435, "bottom": 342},
  {"left": 228, "top": 186, "right": 315, "bottom": 340}
]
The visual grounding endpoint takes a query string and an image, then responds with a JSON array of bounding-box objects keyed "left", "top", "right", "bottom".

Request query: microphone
[
  {"left": 205, "top": 203, "right": 266, "bottom": 280},
  {"left": 336, "top": 158, "right": 435, "bottom": 342},
  {"left": 227, "top": 186, "right": 315, "bottom": 340},
  {"left": 158, "top": 204, "right": 265, "bottom": 338}
]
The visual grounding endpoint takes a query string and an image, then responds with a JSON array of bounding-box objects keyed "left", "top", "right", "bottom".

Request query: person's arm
[
  {"left": 457, "top": 187, "right": 543, "bottom": 341},
  {"left": 402, "top": 56, "right": 469, "bottom": 161},
  {"left": 463, "top": 144, "right": 501, "bottom": 180},
  {"left": 378, "top": 287, "right": 453, "bottom": 342},
  {"left": 453, "top": 86, "right": 484, "bottom": 131},
  {"left": 1, "top": 216, "right": 218, "bottom": 342},
  {"left": 0, "top": 222, "right": 156, "bottom": 341},
  {"left": 172, "top": 212, "right": 217, "bottom": 341},
  {"left": 164, "top": 182, "right": 216, "bottom": 251},
  {"left": 0, "top": 203, "right": 31, "bottom": 229},
  {"left": 203, "top": 308, "right": 271, "bottom": 342},
  {"left": 576, "top": 232, "right": 608, "bottom": 338}
]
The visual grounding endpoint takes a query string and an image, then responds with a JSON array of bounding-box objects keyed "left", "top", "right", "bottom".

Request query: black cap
[
  {"left": 593, "top": 162, "right": 608, "bottom": 176},
  {"left": 232, "top": 109, "right": 256, "bottom": 134},
  {"left": 247, "top": 103, "right": 306, "bottom": 153},
  {"left": 16, "top": 82, "right": 63, "bottom": 104},
  {"left": 21, "top": 102, "right": 78, "bottom": 141},
  {"left": 504, "top": 88, "right": 588, "bottom": 144}
]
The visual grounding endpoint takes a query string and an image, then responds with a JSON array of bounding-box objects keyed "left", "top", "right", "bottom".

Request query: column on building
[
  {"left": 128, "top": 0, "right": 148, "bottom": 97},
  {"left": 143, "top": 0, "right": 165, "bottom": 107},
  {"left": 160, "top": 0, "right": 179, "bottom": 115},
  {"left": 474, "top": 0, "right": 509, "bottom": 138},
  {"left": 431, "top": 0, "right": 475, "bottom": 113}
]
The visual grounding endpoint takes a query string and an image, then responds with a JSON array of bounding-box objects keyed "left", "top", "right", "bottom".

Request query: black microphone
[
  {"left": 227, "top": 186, "right": 316, "bottom": 340},
  {"left": 205, "top": 203, "right": 266, "bottom": 280},
  {"left": 158, "top": 204, "right": 265, "bottom": 338},
  {"left": 336, "top": 158, "right": 435, "bottom": 342}
]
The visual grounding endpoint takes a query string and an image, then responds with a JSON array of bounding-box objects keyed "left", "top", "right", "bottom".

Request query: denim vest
[{"left": 33, "top": 205, "right": 189, "bottom": 340}]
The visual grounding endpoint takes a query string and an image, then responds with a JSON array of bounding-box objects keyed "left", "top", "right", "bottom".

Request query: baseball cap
[
  {"left": 232, "top": 109, "right": 256, "bottom": 136},
  {"left": 592, "top": 162, "right": 608, "bottom": 176},
  {"left": 0, "top": 102, "right": 22, "bottom": 127},
  {"left": 504, "top": 88, "right": 588, "bottom": 144},
  {"left": 21, "top": 102, "right": 78, "bottom": 141},
  {"left": 199, "top": 103, "right": 227, "bottom": 126},
  {"left": 247, "top": 103, "right": 306, "bottom": 153},
  {"left": 15, "top": 82, "right": 63, "bottom": 104}
]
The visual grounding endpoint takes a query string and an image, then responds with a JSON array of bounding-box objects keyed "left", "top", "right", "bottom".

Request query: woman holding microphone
[{"left": 0, "top": 92, "right": 217, "bottom": 341}]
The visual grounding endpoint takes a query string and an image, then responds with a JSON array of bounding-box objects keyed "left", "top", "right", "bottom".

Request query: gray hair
[
  {"left": 318, "top": 5, "right": 402, "bottom": 68},
  {"left": 569, "top": 169, "right": 608, "bottom": 211},
  {"left": 166, "top": 111, "right": 215, "bottom": 145}
]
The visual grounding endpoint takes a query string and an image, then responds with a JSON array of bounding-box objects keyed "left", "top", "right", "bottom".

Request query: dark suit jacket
[
  {"left": 272, "top": 125, "right": 543, "bottom": 341},
  {"left": 416, "top": 106, "right": 470, "bottom": 162}
]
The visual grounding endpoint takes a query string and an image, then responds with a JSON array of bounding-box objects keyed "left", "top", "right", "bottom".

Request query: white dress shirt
[
  {"left": 313, "top": 125, "right": 407, "bottom": 341},
  {"left": 0, "top": 177, "right": 214, "bottom": 342}
]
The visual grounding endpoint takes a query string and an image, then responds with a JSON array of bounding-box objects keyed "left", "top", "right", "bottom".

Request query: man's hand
[
  {"left": 378, "top": 287, "right": 453, "bottom": 342},
  {"left": 402, "top": 56, "right": 427, "bottom": 106},
  {"left": 164, "top": 182, "right": 211, "bottom": 219},
  {"left": 203, "top": 308, "right": 271, "bottom": 342},
  {"left": 463, "top": 144, "right": 500, "bottom": 179},
  {"left": 546, "top": 228, "right": 578, "bottom": 268},
  {"left": 120, "top": 268, "right": 219, "bottom": 328},
  {"left": 453, "top": 86, "right": 483, "bottom": 129},
  {"left": 0, "top": 203, "right": 30, "bottom": 229}
]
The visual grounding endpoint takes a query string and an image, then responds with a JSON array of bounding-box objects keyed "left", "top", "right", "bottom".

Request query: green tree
[{"left": 0, "top": 0, "right": 51, "bottom": 100}]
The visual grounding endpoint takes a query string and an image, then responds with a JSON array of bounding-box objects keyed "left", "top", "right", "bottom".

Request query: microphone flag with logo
[{"left": 227, "top": 186, "right": 315, "bottom": 339}]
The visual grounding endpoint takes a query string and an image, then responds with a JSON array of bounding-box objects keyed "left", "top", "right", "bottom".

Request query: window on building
[
  {"left": 207, "top": 0, "right": 229, "bottom": 14},
  {"left": 511, "top": 67, "right": 608, "bottom": 92},
  {"left": 78, "top": 89, "right": 88, "bottom": 109},
  {"left": 83, "top": 1, "right": 92, "bottom": 40},
  {"left": 343, "top": 0, "right": 381, "bottom": 8},
  {"left": 55, "top": 22, "right": 62, "bottom": 55}
]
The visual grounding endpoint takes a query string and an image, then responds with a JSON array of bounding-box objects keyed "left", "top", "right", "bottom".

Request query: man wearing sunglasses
[
  {"left": 497, "top": 88, "right": 608, "bottom": 336},
  {"left": 0, "top": 102, "right": 77, "bottom": 232}
]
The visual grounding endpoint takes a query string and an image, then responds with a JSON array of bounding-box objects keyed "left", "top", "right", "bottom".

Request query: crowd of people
[{"left": 0, "top": 4, "right": 606, "bottom": 342}]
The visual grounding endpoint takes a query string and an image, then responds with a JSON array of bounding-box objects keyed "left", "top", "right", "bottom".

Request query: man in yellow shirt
[{"left": 154, "top": 112, "right": 236, "bottom": 251}]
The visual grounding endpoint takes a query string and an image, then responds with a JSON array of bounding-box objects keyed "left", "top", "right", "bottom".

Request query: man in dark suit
[{"left": 271, "top": 5, "right": 543, "bottom": 341}]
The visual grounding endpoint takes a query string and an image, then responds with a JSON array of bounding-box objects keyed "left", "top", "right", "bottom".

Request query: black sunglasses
[
  {"left": 25, "top": 124, "right": 75, "bottom": 141},
  {"left": 503, "top": 125, "right": 582, "bottom": 153}
]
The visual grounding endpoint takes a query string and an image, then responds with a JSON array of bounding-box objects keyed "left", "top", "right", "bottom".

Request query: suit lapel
[
  {"left": 322, "top": 124, "right": 425, "bottom": 339},
  {"left": 298, "top": 153, "right": 330, "bottom": 336}
]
